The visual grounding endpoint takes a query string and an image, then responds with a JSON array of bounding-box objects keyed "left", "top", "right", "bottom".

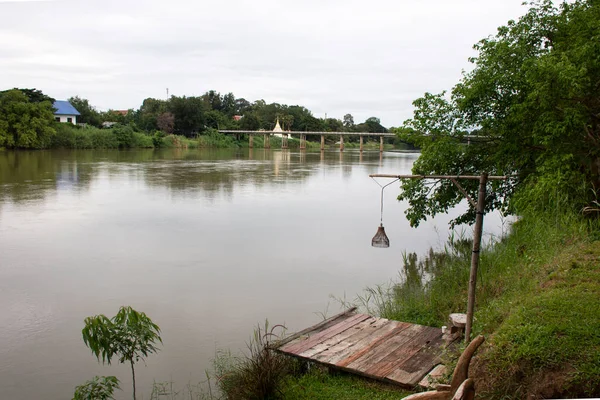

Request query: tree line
[
  {"left": 0, "top": 87, "right": 388, "bottom": 149},
  {"left": 72, "top": 90, "right": 388, "bottom": 135}
]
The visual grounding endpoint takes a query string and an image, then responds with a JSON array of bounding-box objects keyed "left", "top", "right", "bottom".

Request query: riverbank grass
[
  {"left": 281, "top": 368, "right": 410, "bottom": 400},
  {"left": 356, "top": 211, "right": 600, "bottom": 399}
]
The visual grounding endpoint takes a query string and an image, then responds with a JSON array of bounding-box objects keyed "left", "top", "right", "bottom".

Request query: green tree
[
  {"left": 240, "top": 112, "right": 261, "bottom": 130},
  {"left": 0, "top": 88, "right": 55, "bottom": 104},
  {"left": 69, "top": 96, "right": 102, "bottom": 127},
  {"left": 235, "top": 98, "right": 252, "bottom": 115},
  {"left": 82, "top": 306, "right": 162, "bottom": 400},
  {"left": 0, "top": 89, "right": 56, "bottom": 149},
  {"left": 397, "top": 0, "right": 600, "bottom": 226},
  {"left": 343, "top": 113, "right": 355, "bottom": 131},
  {"left": 135, "top": 98, "right": 167, "bottom": 132},
  {"left": 73, "top": 376, "right": 120, "bottom": 400},
  {"left": 324, "top": 117, "right": 343, "bottom": 132},
  {"left": 156, "top": 112, "right": 174, "bottom": 134},
  {"left": 357, "top": 116, "right": 387, "bottom": 133},
  {"left": 222, "top": 92, "right": 236, "bottom": 116},
  {"left": 168, "top": 96, "right": 206, "bottom": 136}
]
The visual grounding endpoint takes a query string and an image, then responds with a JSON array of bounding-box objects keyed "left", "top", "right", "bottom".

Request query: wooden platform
[{"left": 274, "top": 308, "right": 450, "bottom": 388}]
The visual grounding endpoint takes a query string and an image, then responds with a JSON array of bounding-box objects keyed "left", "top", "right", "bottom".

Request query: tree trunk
[{"left": 130, "top": 360, "right": 136, "bottom": 400}]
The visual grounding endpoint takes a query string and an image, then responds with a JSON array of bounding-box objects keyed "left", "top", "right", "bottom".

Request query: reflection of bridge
[{"left": 218, "top": 130, "right": 394, "bottom": 152}]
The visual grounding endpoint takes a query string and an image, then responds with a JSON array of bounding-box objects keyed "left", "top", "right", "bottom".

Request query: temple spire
[{"left": 273, "top": 117, "right": 283, "bottom": 132}]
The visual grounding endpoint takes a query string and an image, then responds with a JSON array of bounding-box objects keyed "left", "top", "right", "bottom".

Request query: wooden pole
[
  {"left": 465, "top": 173, "right": 488, "bottom": 343},
  {"left": 360, "top": 136, "right": 364, "bottom": 152},
  {"left": 321, "top": 135, "right": 325, "bottom": 151},
  {"left": 249, "top": 135, "right": 253, "bottom": 148},
  {"left": 340, "top": 135, "right": 344, "bottom": 152},
  {"left": 380, "top": 136, "right": 384, "bottom": 152}
]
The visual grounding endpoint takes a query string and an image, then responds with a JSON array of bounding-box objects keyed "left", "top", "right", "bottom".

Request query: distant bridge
[{"left": 218, "top": 130, "right": 394, "bottom": 152}]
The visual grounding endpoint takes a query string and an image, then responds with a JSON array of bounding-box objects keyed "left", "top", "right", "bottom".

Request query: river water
[{"left": 0, "top": 149, "right": 507, "bottom": 399}]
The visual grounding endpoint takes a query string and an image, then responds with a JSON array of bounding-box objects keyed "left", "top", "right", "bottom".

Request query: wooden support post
[
  {"left": 264, "top": 134, "right": 270, "bottom": 149},
  {"left": 321, "top": 135, "right": 325, "bottom": 151},
  {"left": 465, "top": 173, "right": 488, "bottom": 343},
  {"left": 360, "top": 136, "right": 364, "bottom": 152},
  {"left": 340, "top": 135, "right": 344, "bottom": 152},
  {"left": 282, "top": 136, "right": 288, "bottom": 149},
  {"left": 300, "top": 134, "right": 306, "bottom": 150},
  {"left": 249, "top": 135, "right": 253, "bottom": 148},
  {"left": 380, "top": 136, "right": 384, "bottom": 152}
]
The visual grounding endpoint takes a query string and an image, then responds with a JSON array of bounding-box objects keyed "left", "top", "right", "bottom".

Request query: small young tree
[
  {"left": 82, "top": 306, "right": 162, "bottom": 400},
  {"left": 73, "top": 376, "right": 120, "bottom": 400}
]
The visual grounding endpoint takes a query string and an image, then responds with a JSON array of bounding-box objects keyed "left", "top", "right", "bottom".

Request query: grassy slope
[{"left": 475, "top": 237, "right": 600, "bottom": 398}]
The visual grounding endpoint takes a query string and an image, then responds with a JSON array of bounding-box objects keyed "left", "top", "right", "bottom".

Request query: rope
[{"left": 371, "top": 177, "right": 399, "bottom": 224}]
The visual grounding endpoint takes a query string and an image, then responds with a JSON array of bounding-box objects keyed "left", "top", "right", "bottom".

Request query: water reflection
[{"left": 0, "top": 149, "right": 396, "bottom": 206}]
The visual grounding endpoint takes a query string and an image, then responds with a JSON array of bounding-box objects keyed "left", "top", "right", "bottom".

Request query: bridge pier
[
  {"left": 380, "top": 136, "right": 384, "bottom": 152},
  {"left": 282, "top": 135, "right": 288, "bottom": 149},
  {"left": 300, "top": 134, "right": 306, "bottom": 150},
  {"left": 359, "top": 136, "right": 364, "bottom": 152},
  {"left": 340, "top": 135, "right": 344, "bottom": 152},
  {"left": 264, "top": 134, "right": 270, "bottom": 149},
  {"left": 321, "top": 135, "right": 325, "bottom": 151},
  {"left": 249, "top": 135, "right": 253, "bottom": 148}
]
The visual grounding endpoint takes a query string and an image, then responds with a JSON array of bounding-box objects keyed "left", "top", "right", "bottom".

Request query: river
[{"left": 0, "top": 149, "right": 507, "bottom": 399}]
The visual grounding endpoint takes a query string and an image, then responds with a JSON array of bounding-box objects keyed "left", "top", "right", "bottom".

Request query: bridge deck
[
  {"left": 219, "top": 130, "right": 395, "bottom": 137},
  {"left": 274, "top": 308, "right": 450, "bottom": 388}
]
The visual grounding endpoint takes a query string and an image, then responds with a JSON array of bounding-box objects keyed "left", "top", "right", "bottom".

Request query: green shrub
[
  {"left": 131, "top": 132, "right": 154, "bottom": 148},
  {"left": 113, "top": 125, "right": 135, "bottom": 148},
  {"left": 73, "top": 376, "right": 120, "bottom": 400}
]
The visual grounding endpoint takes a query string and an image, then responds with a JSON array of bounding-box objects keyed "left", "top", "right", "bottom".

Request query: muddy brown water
[{"left": 0, "top": 149, "right": 507, "bottom": 399}]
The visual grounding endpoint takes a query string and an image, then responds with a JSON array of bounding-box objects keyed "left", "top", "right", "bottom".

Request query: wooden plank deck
[{"left": 274, "top": 308, "right": 450, "bottom": 388}]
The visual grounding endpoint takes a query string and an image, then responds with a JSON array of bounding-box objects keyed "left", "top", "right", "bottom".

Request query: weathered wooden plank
[
  {"left": 298, "top": 316, "right": 378, "bottom": 358},
  {"left": 344, "top": 324, "right": 426, "bottom": 371},
  {"left": 281, "top": 313, "right": 371, "bottom": 355},
  {"left": 335, "top": 322, "right": 415, "bottom": 368},
  {"left": 273, "top": 307, "right": 357, "bottom": 350},
  {"left": 388, "top": 334, "right": 446, "bottom": 386},
  {"left": 313, "top": 318, "right": 396, "bottom": 363},
  {"left": 365, "top": 326, "right": 441, "bottom": 378}
]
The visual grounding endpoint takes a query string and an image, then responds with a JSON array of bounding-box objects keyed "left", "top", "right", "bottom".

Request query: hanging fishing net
[
  {"left": 371, "top": 223, "right": 390, "bottom": 248},
  {"left": 370, "top": 177, "right": 398, "bottom": 248}
]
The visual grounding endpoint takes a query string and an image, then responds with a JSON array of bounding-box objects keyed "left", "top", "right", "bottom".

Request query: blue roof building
[{"left": 53, "top": 100, "right": 80, "bottom": 124}]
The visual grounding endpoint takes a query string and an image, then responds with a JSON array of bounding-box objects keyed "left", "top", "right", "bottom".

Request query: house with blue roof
[{"left": 53, "top": 100, "right": 80, "bottom": 125}]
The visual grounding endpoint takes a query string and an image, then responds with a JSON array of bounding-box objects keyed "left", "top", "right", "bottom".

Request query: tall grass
[{"left": 213, "top": 321, "right": 294, "bottom": 400}]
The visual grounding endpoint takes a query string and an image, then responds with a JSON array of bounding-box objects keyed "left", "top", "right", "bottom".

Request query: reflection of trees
[
  {"left": 0, "top": 151, "right": 94, "bottom": 204},
  {"left": 0, "top": 149, "right": 391, "bottom": 206}
]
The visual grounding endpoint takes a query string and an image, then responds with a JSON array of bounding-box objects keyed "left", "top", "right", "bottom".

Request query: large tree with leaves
[
  {"left": 0, "top": 89, "right": 56, "bottom": 149},
  {"left": 82, "top": 306, "right": 162, "bottom": 400},
  {"left": 397, "top": 0, "right": 600, "bottom": 227}
]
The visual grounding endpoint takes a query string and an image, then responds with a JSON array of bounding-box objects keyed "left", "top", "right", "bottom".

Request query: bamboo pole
[
  {"left": 369, "top": 174, "right": 507, "bottom": 180},
  {"left": 465, "top": 173, "right": 487, "bottom": 342}
]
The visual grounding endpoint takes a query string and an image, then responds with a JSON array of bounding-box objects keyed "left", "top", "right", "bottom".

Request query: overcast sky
[{"left": 0, "top": 0, "right": 528, "bottom": 126}]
